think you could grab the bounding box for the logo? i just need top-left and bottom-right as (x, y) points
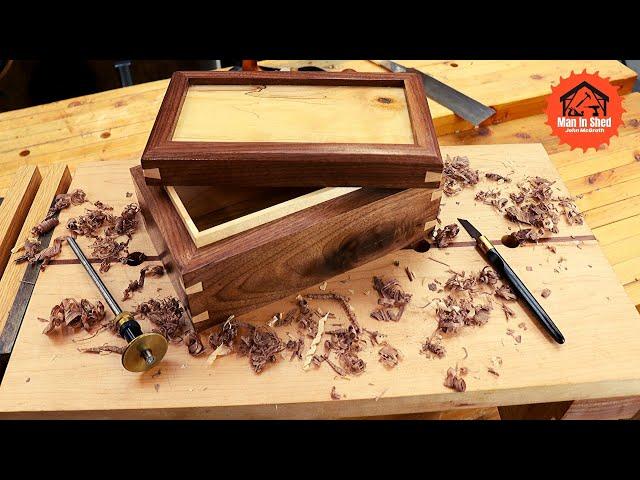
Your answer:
(546, 71), (624, 151)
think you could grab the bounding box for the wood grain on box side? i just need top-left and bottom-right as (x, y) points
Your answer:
(132, 166), (440, 331)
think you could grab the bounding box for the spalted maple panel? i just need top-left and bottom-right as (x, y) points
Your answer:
(172, 84), (415, 144)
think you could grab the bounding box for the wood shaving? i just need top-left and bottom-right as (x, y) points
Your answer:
(444, 367), (467, 392)
(303, 313), (328, 371)
(330, 386), (342, 400)
(30, 217), (59, 237)
(371, 276), (412, 322)
(421, 336), (446, 358)
(206, 343), (232, 366)
(431, 223), (460, 248)
(541, 288), (551, 298)
(122, 265), (164, 300)
(32, 236), (66, 270)
(319, 281), (328, 291)
(487, 367), (500, 377)
(378, 344), (402, 368)
(428, 282), (438, 291)
(40, 298), (106, 334)
(78, 344), (126, 355)
(135, 297), (205, 356)
(442, 155), (479, 196)
(475, 190), (508, 210)
(238, 325), (285, 374)
(485, 173), (512, 183)
(502, 303), (515, 320)
(405, 266), (415, 282)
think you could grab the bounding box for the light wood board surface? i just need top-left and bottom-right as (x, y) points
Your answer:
(439, 92), (640, 309)
(0, 144), (639, 419)
(173, 84), (414, 144)
(0, 165), (41, 279)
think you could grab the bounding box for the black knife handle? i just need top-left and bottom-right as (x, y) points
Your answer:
(486, 248), (565, 344)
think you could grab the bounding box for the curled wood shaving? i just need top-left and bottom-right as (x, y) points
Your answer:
(495, 284), (517, 301)
(303, 313), (328, 371)
(122, 265), (165, 300)
(444, 367), (467, 392)
(421, 336), (446, 359)
(238, 325), (285, 374)
(378, 344), (402, 368)
(30, 217), (59, 237)
(209, 316), (239, 350)
(67, 208), (112, 237)
(442, 156), (479, 196)
(46, 189), (87, 219)
(135, 297), (205, 356)
(431, 223), (460, 248)
(510, 228), (541, 245)
(41, 298), (106, 334)
(207, 343), (232, 366)
(371, 276), (412, 323)
(285, 337), (304, 361)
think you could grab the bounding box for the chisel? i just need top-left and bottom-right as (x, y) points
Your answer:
(66, 236), (168, 371)
(370, 60), (496, 126)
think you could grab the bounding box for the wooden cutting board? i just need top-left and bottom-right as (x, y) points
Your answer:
(0, 144), (639, 419)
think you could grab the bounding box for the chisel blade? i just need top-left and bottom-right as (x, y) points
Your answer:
(371, 60), (496, 126)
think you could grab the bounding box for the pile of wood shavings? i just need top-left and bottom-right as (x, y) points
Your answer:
(442, 157), (583, 245)
(135, 297), (205, 356)
(442, 156), (480, 196)
(122, 265), (164, 300)
(370, 276), (412, 322)
(39, 298), (106, 334)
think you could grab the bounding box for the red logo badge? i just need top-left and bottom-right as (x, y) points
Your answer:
(545, 71), (624, 151)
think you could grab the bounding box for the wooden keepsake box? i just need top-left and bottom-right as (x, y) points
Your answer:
(133, 70), (443, 331)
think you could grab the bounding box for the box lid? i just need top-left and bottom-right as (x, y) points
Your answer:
(141, 71), (442, 189)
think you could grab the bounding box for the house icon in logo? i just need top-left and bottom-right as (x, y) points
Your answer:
(560, 81), (609, 117)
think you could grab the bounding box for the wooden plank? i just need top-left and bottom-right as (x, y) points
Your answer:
(0, 165), (41, 279)
(0, 164), (71, 340)
(1, 145), (640, 419)
(262, 60), (637, 134)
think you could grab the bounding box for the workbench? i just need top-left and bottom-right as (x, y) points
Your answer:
(1, 60), (639, 419)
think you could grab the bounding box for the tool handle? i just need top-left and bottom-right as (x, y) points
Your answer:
(486, 248), (565, 344)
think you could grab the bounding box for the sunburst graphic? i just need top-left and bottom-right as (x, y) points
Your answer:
(545, 70), (624, 152)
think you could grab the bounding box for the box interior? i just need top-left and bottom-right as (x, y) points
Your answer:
(172, 84), (415, 144)
(166, 184), (359, 247)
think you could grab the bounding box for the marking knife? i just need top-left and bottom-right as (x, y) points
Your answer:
(458, 218), (565, 344)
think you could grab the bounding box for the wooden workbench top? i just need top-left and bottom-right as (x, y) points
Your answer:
(1, 144), (638, 419)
